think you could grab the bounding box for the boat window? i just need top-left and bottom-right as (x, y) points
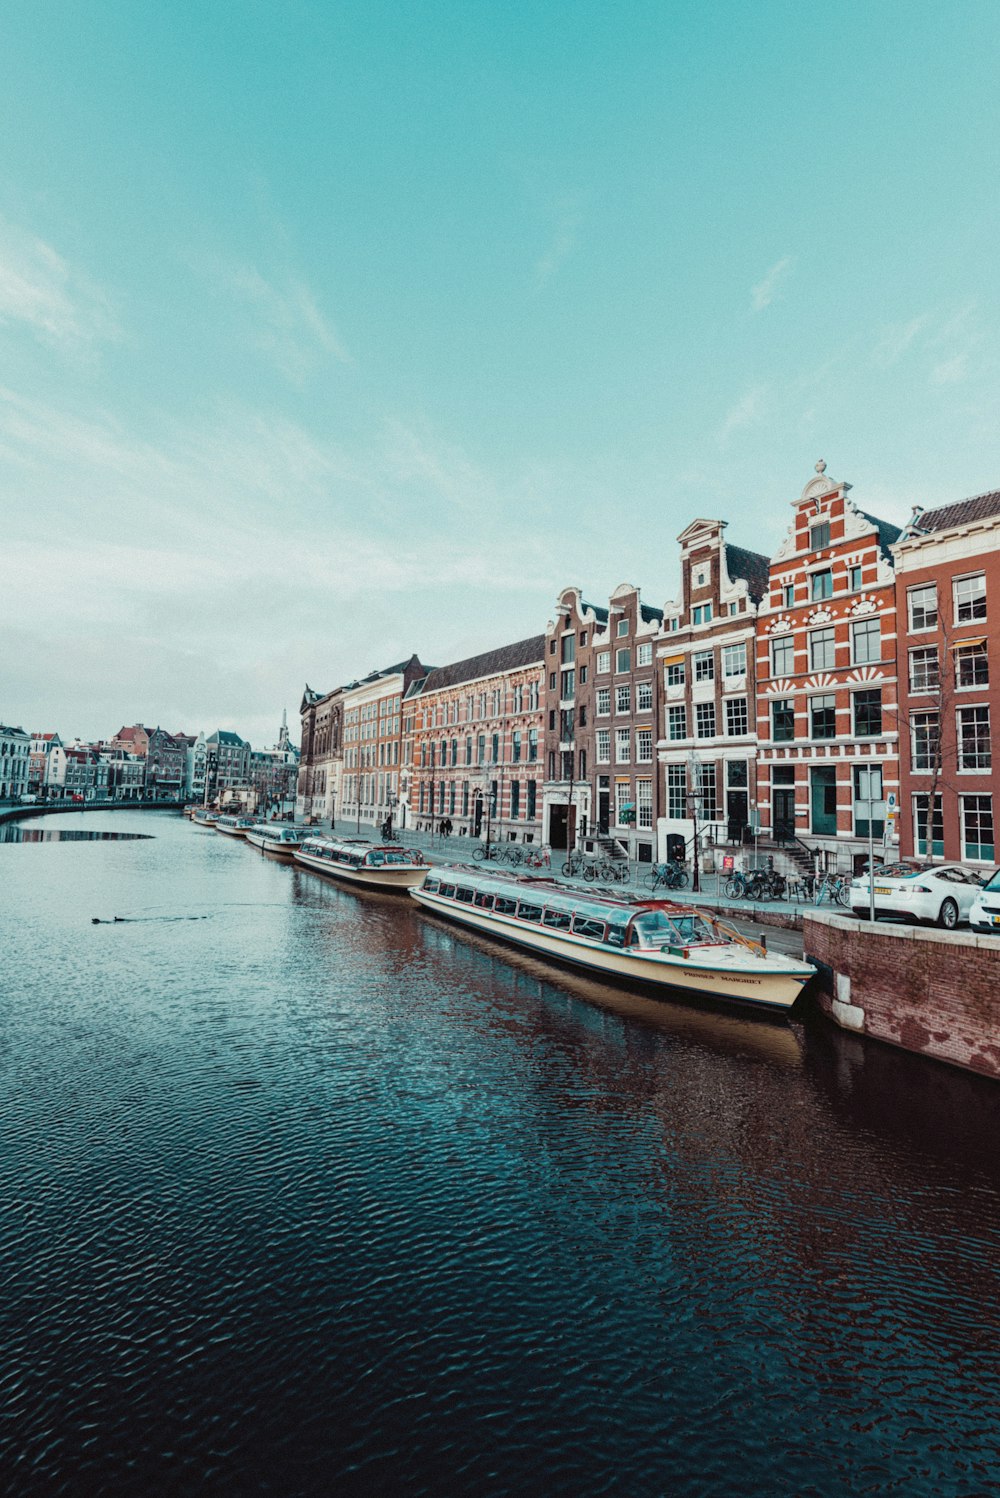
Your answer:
(572, 916), (606, 939)
(494, 896), (517, 914)
(516, 902), (543, 923)
(368, 852), (385, 866)
(425, 878), (440, 893)
(439, 883), (457, 899)
(386, 852), (406, 864)
(473, 893), (494, 909)
(542, 909), (571, 930)
(605, 923), (630, 947)
(455, 887), (475, 904)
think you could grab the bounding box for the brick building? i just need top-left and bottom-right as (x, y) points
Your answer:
(297, 685), (344, 823)
(341, 656), (426, 832)
(403, 637), (544, 842)
(657, 521), (769, 864)
(894, 488), (1000, 866)
(0, 724), (31, 801)
(755, 463), (902, 872)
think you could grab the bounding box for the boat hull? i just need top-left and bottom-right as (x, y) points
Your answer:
(409, 886), (811, 1011)
(214, 823), (250, 837)
(295, 849), (427, 891)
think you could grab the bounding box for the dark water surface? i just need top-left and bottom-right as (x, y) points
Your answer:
(2, 811), (998, 1497)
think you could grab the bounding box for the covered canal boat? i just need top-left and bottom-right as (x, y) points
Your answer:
(295, 837), (427, 891)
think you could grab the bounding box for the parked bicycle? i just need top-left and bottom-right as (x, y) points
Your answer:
(813, 872), (851, 908)
(561, 852), (588, 877)
(520, 847), (551, 870)
(723, 866), (785, 901)
(584, 858), (630, 884)
(643, 861), (690, 893)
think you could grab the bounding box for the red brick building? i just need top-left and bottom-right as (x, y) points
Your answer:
(755, 463), (902, 872)
(894, 489), (1000, 866)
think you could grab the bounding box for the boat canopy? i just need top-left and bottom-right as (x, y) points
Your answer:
(301, 837), (425, 868)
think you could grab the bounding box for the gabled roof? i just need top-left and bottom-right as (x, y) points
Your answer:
(725, 544), (770, 603)
(914, 489), (1000, 534)
(639, 602), (664, 623)
(410, 635), (545, 695)
(580, 600), (609, 624)
(857, 510), (904, 560)
(208, 730), (248, 747)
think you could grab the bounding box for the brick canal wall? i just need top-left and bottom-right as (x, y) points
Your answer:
(804, 911), (1000, 1080)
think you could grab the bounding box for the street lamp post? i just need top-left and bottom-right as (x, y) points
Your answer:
(687, 755), (702, 894)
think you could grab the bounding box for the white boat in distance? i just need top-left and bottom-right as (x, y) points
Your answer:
(214, 814), (257, 837)
(245, 824), (308, 858)
(295, 837), (427, 891)
(191, 809), (219, 825)
(410, 867), (815, 1012)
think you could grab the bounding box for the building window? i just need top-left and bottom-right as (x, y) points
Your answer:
(579, 665), (587, 685)
(810, 694), (836, 739)
(771, 635), (794, 676)
(722, 642), (746, 677)
(772, 699), (795, 741)
(907, 584), (937, 632)
(512, 730), (522, 762)
(528, 728), (538, 761)
(693, 651), (714, 682)
(954, 573), (986, 623)
(696, 702), (716, 738)
(667, 765), (687, 819)
(811, 569), (833, 601)
(665, 662), (685, 687)
(578, 705), (587, 728)
(692, 604), (713, 625)
(853, 765), (884, 838)
(913, 792), (944, 857)
(549, 672), (556, 691)
(810, 627), (836, 671)
(477, 735), (485, 764)
(961, 795), (994, 861)
(560, 669), (575, 700)
(636, 778), (653, 828)
(616, 684), (631, 714)
(909, 647), (939, 692)
(958, 705), (991, 769)
(725, 698), (748, 736)
(955, 642), (989, 688)
(561, 633), (575, 663)
(810, 521), (830, 549)
(597, 687), (611, 715)
(636, 681), (653, 713)
(853, 689), (883, 737)
(849, 565), (863, 591)
(911, 711), (939, 771)
(616, 618), (629, 637)
(491, 733), (500, 762)
(510, 781), (520, 819)
(668, 705), (687, 741)
(527, 781), (536, 820)
(596, 730), (610, 764)
(850, 617), (880, 666)
(579, 631), (587, 648)
(449, 781), (456, 814)
(783, 583), (795, 608)
(615, 781), (633, 827)
(597, 651), (611, 674)
(636, 728), (653, 762)
(637, 643), (653, 667)
(694, 762), (718, 821)
(615, 728), (630, 763)
(616, 648), (631, 673)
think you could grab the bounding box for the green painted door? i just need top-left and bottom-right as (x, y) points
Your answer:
(811, 767), (838, 836)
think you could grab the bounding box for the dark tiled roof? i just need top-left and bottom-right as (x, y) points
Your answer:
(580, 600), (610, 623)
(639, 602), (664, 623)
(915, 489), (1000, 534)
(725, 544), (771, 603)
(412, 635), (545, 695)
(208, 730), (248, 747)
(857, 510), (904, 561)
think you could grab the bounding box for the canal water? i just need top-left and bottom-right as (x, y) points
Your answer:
(2, 810), (998, 1497)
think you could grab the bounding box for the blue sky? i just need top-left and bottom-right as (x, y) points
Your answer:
(2, 0), (999, 744)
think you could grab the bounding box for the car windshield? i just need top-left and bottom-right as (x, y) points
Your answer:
(874, 862), (933, 880)
(981, 870), (1000, 892)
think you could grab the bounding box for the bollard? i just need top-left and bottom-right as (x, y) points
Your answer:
(759, 932), (767, 953)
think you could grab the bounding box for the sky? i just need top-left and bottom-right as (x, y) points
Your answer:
(2, 0), (1000, 745)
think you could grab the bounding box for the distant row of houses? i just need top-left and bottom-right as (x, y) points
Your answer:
(298, 463), (1000, 873)
(0, 717), (298, 811)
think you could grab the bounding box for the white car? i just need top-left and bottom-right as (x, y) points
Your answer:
(968, 869), (1000, 934)
(849, 862), (987, 929)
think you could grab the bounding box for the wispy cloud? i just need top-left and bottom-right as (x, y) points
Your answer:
(930, 353), (968, 385)
(193, 254), (350, 380)
(872, 315), (929, 368)
(0, 218), (119, 348)
(535, 192), (589, 288)
(718, 386), (767, 446)
(750, 256), (794, 312)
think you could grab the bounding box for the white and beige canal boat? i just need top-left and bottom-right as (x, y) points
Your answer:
(191, 809), (220, 826)
(214, 814), (257, 837)
(295, 837), (428, 891)
(410, 868), (815, 1012)
(245, 823), (308, 859)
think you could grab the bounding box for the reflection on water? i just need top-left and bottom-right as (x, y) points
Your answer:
(1, 809), (998, 1498)
(0, 824), (153, 841)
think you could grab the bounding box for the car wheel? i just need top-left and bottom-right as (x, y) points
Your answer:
(938, 897), (959, 930)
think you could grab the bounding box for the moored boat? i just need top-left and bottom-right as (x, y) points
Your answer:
(245, 823), (308, 858)
(410, 868), (815, 1012)
(214, 814), (258, 837)
(295, 837), (427, 890)
(191, 809), (220, 825)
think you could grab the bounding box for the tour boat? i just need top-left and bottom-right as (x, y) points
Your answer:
(410, 868), (815, 1012)
(214, 814), (257, 837)
(191, 809), (219, 825)
(295, 837), (427, 890)
(244, 824), (308, 859)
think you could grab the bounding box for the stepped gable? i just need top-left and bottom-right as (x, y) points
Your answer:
(414, 635), (545, 695)
(724, 543), (770, 603)
(916, 488), (1000, 533)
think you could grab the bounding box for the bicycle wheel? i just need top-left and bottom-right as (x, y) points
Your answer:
(473, 846), (487, 861)
(836, 883), (851, 908)
(724, 877), (743, 899)
(561, 861), (575, 877)
(673, 869), (690, 890)
(643, 872), (661, 892)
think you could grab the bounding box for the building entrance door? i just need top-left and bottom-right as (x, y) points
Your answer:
(810, 767), (838, 836)
(597, 778), (610, 835)
(726, 789), (749, 842)
(772, 788), (796, 843)
(473, 794), (483, 837)
(549, 804), (577, 851)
